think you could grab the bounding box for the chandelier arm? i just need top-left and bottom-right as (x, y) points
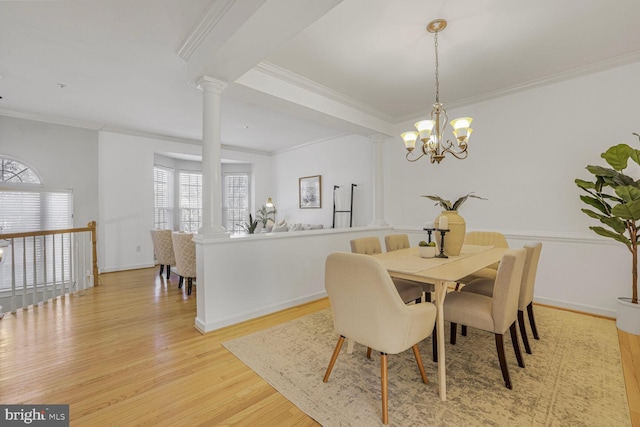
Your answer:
(440, 139), (469, 159)
(406, 151), (426, 162)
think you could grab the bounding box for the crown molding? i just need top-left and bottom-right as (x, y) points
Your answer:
(398, 50), (640, 123)
(176, 0), (239, 61)
(254, 61), (395, 123)
(0, 108), (104, 130)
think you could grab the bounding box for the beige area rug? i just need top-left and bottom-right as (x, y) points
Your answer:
(223, 305), (631, 426)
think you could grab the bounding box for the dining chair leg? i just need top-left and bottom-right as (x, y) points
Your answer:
(159, 264), (164, 276)
(495, 333), (512, 389)
(178, 276), (183, 289)
(187, 278), (193, 295)
(461, 325), (467, 336)
(323, 335), (345, 382)
(412, 344), (428, 384)
(518, 310), (532, 354)
(166, 265), (171, 280)
(367, 347), (372, 359)
(432, 326), (438, 363)
(510, 322), (525, 368)
(527, 303), (540, 340)
(381, 353), (389, 425)
(450, 322), (457, 345)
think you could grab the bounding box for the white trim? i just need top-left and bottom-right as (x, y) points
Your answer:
(195, 290), (327, 334)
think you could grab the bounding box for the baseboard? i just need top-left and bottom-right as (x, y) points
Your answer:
(195, 291), (328, 334)
(534, 296), (616, 319)
(99, 263), (155, 273)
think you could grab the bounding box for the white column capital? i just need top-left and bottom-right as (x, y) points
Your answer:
(368, 133), (388, 143)
(195, 76), (228, 94)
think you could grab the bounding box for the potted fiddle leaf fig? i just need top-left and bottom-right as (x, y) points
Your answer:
(575, 133), (640, 335)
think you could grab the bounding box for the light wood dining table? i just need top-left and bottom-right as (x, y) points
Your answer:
(373, 244), (509, 401)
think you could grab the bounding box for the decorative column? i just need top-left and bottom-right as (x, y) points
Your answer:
(369, 134), (388, 226)
(197, 76), (228, 237)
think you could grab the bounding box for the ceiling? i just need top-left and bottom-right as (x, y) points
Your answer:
(1, 0), (639, 154)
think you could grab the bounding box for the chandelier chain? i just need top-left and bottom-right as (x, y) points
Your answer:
(434, 31), (440, 103)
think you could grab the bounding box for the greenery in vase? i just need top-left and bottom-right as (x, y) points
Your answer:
(419, 240), (436, 247)
(241, 214), (259, 234)
(575, 133), (640, 304)
(256, 205), (277, 227)
(421, 192), (487, 211)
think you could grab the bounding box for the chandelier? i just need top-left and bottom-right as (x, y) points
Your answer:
(401, 19), (473, 164)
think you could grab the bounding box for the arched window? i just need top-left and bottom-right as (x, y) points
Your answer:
(0, 158), (41, 184)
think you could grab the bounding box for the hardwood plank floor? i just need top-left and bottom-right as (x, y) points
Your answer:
(0, 267), (638, 426)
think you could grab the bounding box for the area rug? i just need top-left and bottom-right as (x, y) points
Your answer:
(223, 305), (631, 426)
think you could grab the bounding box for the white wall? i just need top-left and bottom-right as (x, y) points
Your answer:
(385, 60), (640, 316)
(98, 130), (273, 272)
(0, 116), (99, 227)
(271, 134), (374, 228)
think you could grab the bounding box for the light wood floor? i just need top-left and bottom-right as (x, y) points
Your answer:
(0, 267), (638, 426)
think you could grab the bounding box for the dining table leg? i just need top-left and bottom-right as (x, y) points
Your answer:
(434, 279), (447, 401)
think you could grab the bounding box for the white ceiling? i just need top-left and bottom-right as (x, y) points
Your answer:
(1, 0), (639, 154)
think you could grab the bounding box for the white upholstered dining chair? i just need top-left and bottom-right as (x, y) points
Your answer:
(456, 231), (509, 286)
(350, 237), (423, 304)
(441, 248), (527, 389)
(323, 252), (437, 425)
(150, 229), (175, 280)
(460, 242), (543, 354)
(384, 234), (435, 302)
(171, 232), (196, 295)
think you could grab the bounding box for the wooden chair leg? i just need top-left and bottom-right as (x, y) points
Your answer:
(527, 303), (540, 340)
(510, 322), (525, 368)
(187, 278), (193, 295)
(454, 282), (460, 290)
(412, 344), (428, 384)
(381, 353), (389, 425)
(159, 264), (164, 276)
(461, 325), (467, 336)
(166, 265), (171, 280)
(323, 336), (345, 382)
(178, 276), (183, 289)
(518, 310), (532, 354)
(450, 322), (457, 345)
(495, 333), (512, 389)
(366, 347), (373, 359)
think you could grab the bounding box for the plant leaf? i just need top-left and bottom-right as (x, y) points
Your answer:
(602, 144), (633, 171)
(579, 195), (610, 215)
(575, 179), (596, 191)
(589, 226), (631, 247)
(612, 200), (640, 221)
(615, 185), (640, 203)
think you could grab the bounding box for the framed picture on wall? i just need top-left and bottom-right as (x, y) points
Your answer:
(299, 175), (322, 209)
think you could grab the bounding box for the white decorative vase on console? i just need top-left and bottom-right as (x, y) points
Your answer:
(434, 211), (465, 256)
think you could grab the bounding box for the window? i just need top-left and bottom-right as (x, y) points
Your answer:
(153, 166), (173, 229)
(179, 171), (202, 233)
(223, 173), (249, 235)
(0, 157), (73, 291)
(0, 158), (41, 184)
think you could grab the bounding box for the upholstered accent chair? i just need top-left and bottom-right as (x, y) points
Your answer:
(440, 248), (527, 389)
(350, 237), (423, 304)
(171, 232), (196, 295)
(384, 234), (435, 302)
(323, 252), (437, 424)
(460, 242), (543, 354)
(149, 229), (175, 280)
(456, 231), (509, 287)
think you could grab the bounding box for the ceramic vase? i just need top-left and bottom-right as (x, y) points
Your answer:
(434, 210), (466, 256)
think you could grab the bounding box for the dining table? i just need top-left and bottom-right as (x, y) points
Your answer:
(373, 244), (509, 401)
